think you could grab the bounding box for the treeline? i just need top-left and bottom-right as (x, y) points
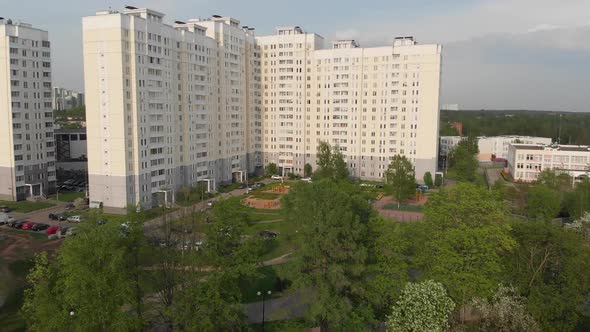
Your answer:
(440, 110), (590, 145)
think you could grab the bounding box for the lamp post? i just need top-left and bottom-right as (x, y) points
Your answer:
(257, 290), (271, 331)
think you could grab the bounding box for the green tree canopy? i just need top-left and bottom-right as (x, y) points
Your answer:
(313, 141), (349, 181)
(265, 162), (278, 176)
(283, 180), (376, 330)
(384, 155), (416, 208)
(304, 163), (313, 177)
(526, 184), (560, 221)
(507, 219), (590, 331)
(423, 171), (434, 188)
(420, 183), (515, 313)
(448, 137), (479, 182)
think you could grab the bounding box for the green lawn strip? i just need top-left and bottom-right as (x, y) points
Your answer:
(249, 319), (309, 331)
(246, 220), (299, 261)
(0, 201), (55, 213)
(249, 192), (282, 200)
(0, 258), (34, 332)
(382, 203), (424, 212)
(49, 191), (85, 202)
(218, 183), (242, 193)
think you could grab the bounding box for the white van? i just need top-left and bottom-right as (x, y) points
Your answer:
(67, 215), (81, 223)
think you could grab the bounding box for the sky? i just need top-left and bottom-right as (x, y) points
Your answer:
(4, 0), (589, 111)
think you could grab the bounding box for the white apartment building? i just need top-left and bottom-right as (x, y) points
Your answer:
(0, 19), (56, 201)
(440, 135), (553, 161)
(84, 7), (442, 212)
(83, 8), (260, 213)
(257, 31), (442, 181)
(507, 144), (590, 182)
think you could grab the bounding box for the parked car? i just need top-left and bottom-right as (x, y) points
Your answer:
(45, 225), (59, 235)
(49, 213), (59, 220)
(207, 201), (213, 207)
(31, 223), (50, 231)
(8, 220), (24, 228)
(418, 184), (429, 191)
(271, 175), (283, 180)
(375, 184), (385, 189)
(67, 215), (81, 223)
(301, 177), (312, 183)
(64, 203), (75, 210)
(238, 183), (248, 189)
(0, 213), (14, 225)
(254, 182), (266, 188)
(21, 221), (35, 230)
(0, 206), (12, 213)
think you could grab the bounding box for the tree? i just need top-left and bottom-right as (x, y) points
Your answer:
(304, 163), (313, 178)
(171, 198), (260, 330)
(265, 162), (278, 176)
(471, 284), (540, 332)
(423, 171), (434, 188)
(507, 219), (590, 331)
(434, 173), (443, 187)
(566, 212), (590, 243)
(23, 221), (144, 331)
(283, 180), (376, 330)
(419, 183), (515, 319)
(385, 280), (455, 332)
(384, 155), (416, 208)
(313, 141), (349, 181)
(526, 185), (560, 221)
(448, 137), (479, 182)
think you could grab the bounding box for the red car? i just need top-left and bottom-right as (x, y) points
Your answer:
(45, 225), (59, 235)
(21, 221), (35, 230)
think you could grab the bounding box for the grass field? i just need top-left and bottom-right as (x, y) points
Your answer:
(49, 191), (85, 202)
(0, 201), (55, 213)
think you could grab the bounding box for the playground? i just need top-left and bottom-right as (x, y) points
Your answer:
(242, 184), (290, 210)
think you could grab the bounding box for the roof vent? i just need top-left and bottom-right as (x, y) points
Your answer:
(212, 15), (221, 18)
(125, 5), (138, 10)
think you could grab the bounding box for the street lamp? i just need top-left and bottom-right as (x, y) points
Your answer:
(257, 290), (272, 331)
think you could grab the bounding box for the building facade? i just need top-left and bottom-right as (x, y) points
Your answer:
(83, 8), (260, 212)
(440, 135), (553, 161)
(52, 86), (84, 110)
(257, 30), (442, 181)
(83, 7), (442, 212)
(0, 19), (56, 201)
(507, 144), (590, 182)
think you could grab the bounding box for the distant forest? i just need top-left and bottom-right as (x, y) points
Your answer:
(440, 110), (590, 145)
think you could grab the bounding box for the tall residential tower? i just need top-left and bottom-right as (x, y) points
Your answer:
(83, 8), (260, 213)
(83, 7), (442, 212)
(0, 19), (56, 201)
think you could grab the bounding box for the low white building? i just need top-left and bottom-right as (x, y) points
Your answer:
(440, 135), (552, 161)
(507, 144), (590, 182)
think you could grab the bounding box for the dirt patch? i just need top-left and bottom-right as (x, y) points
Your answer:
(0, 229), (63, 264)
(242, 197), (281, 210)
(265, 184), (290, 195)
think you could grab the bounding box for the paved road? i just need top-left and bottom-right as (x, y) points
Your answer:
(8, 200), (81, 227)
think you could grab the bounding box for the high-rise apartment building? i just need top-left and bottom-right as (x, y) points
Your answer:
(83, 8), (260, 213)
(52, 86), (85, 110)
(0, 18), (56, 201)
(257, 30), (442, 180)
(83, 7), (441, 212)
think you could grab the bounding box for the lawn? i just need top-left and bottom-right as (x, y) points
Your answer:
(383, 203), (424, 212)
(50, 191), (85, 202)
(249, 192), (282, 200)
(0, 200), (55, 213)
